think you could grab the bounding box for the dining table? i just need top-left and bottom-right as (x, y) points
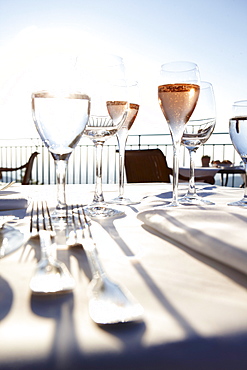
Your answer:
(179, 166), (220, 179)
(179, 165), (245, 186)
(217, 166), (245, 186)
(0, 182), (247, 370)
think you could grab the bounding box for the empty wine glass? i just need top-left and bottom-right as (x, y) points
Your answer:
(108, 81), (140, 205)
(32, 91), (90, 219)
(158, 61), (200, 207)
(228, 100), (247, 206)
(31, 56), (90, 221)
(179, 81), (216, 205)
(77, 53), (129, 218)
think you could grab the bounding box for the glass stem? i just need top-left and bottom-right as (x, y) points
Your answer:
(117, 129), (128, 199)
(244, 162), (247, 199)
(55, 159), (68, 211)
(187, 149), (197, 196)
(172, 141), (181, 205)
(93, 142), (104, 203)
(40, 230), (53, 260)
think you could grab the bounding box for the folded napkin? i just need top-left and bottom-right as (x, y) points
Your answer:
(0, 224), (25, 258)
(137, 207), (247, 275)
(0, 191), (29, 210)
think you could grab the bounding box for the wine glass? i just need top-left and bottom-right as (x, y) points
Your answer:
(179, 81), (216, 205)
(31, 90), (90, 220)
(108, 81), (140, 205)
(78, 53), (129, 218)
(158, 61), (200, 207)
(228, 100), (247, 206)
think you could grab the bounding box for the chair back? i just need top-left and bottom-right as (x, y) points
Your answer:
(0, 152), (39, 185)
(125, 149), (172, 183)
(22, 152), (39, 185)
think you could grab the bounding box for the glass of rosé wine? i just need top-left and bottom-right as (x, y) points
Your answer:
(158, 61), (200, 207)
(108, 81), (140, 205)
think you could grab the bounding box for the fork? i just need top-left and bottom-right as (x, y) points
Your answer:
(73, 205), (144, 325)
(29, 201), (75, 294)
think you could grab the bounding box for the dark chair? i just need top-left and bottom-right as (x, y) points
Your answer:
(0, 152), (39, 185)
(125, 149), (172, 183)
(124, 149), (215, 184)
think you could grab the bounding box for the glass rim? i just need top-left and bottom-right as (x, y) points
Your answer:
(31, 90), (90, 98)
(187, 118), (216, 125)
(200, 81), (213, 88)
(160, 61), (199, 72)
(233, 100), (247, 107)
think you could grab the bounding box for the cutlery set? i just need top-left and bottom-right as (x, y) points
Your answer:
(29, 201), (75, 294)
(29, 201), (144, 325)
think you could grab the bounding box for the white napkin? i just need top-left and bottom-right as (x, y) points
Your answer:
(137, 207), (247, 275)
(0, 191), (29, 210)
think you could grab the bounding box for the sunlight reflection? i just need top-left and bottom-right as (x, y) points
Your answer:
(0, 321), (54, 358)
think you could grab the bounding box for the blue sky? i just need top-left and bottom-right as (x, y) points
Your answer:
(0, 0), (247, 138)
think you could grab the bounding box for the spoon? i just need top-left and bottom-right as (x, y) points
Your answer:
(74, 206), (144, 324)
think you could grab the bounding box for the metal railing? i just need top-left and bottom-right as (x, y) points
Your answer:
(0, 133), (242, 187)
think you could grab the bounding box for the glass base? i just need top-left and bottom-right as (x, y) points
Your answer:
(107, 197), (140, 206)
(179, 194), (215, 206)
(51, 207), (71, 220)
(50, 206), (77, 231)
(228, 198), (247, 207)
(84, 204), (125, 219)
(162, 200), (181, 208)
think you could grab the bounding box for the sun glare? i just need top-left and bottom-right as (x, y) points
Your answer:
(0, 26), (111, 97)
(0, 27), (110, 138)
(0, 26), (159, 138)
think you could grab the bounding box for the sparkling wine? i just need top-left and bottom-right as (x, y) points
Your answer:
(158, 83), (200, 136)
(106, 100), (128, 124)
(121, 103), (139, 130)
(32, 91), (90, 159)
(182, 118), (216, 150)
(229, 116), (247, 161)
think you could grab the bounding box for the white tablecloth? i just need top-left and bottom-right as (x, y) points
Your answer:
(0, 183), (247, 370)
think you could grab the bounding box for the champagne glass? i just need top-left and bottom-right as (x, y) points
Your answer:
(108, 81), (140, 205)
(179, 81), (216, 205)
(158, 61), (200, 207)
(228, 100), (247, 206)
(32, 91), (90, 219)
(78, 53), (129, 218)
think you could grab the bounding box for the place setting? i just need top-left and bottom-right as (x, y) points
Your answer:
(25, 199), (144, 325)
(0, 189), (145, 326)
(0, 52), (145, 327)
